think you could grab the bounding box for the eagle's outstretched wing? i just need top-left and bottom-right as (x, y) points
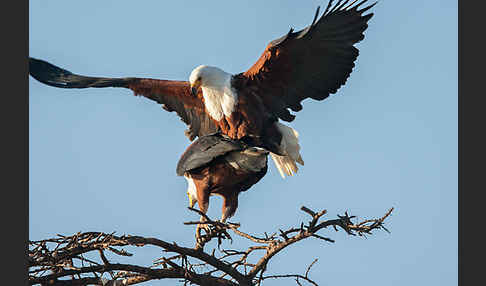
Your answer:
(29, 57), (219, 140)
(239, 0), (376, 122)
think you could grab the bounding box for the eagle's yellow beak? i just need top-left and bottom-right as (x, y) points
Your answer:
(190, 79), (201, 96)
(187, 192), (196, 208)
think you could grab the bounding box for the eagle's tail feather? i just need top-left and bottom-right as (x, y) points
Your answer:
(271, 122), (304, 178)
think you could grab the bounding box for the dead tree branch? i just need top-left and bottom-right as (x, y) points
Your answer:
(29, 206), (394, 286)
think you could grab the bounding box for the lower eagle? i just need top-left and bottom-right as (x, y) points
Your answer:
(177, 133), (268, 223)
(29, 0), (376, 222)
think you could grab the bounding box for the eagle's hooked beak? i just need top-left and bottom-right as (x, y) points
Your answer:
(187, 192), (196, 208)
(190, 79), (201, 97)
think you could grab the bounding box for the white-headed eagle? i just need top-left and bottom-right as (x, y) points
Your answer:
(29, 0), (376, 222)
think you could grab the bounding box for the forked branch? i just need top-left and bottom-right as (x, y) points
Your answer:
(29, 206), (393, 286)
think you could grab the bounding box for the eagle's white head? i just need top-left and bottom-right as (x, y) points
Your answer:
(188, 65), (238, 121)
(185, 175), (198, 208)
(189, 65), (231, 96)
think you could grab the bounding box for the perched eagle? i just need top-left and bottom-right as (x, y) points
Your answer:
(29, 0), (375, 221)
(177, 133), (268, 223)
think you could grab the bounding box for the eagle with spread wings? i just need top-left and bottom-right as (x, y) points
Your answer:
(30, 0), (376, 222)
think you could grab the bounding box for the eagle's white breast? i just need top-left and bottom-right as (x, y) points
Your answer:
(201, 75), (238, 121)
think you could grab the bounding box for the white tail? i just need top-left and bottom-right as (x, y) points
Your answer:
(271, 122), (304, 178)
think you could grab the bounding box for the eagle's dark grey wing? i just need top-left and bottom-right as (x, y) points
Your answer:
(223, 147), (269, 173)
(176, 133), (245, 176)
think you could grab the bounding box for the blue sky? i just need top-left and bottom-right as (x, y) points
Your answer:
(29, 1), (457, 285)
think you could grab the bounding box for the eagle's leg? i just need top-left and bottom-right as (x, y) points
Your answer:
(196, 190), (211, 235)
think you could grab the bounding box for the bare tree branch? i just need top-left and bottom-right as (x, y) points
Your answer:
(29, 206), (394, 286)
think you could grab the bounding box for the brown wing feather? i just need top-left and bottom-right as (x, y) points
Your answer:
(126, 79), (219, 140)
(239, 0), (376, 122)
(29, 57), (219, 140)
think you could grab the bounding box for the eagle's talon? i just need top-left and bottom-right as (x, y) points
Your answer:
(202, 223), (212, 234)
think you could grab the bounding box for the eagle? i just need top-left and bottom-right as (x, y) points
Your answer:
(177, 133), (268, 223)
(29, 0), (375, 222)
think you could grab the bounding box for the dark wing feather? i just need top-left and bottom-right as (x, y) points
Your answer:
(176, 134), (245, 176)
(29, 57), (219, 140)
(224, 148), (269, 173)
(239, 0), (376, 122)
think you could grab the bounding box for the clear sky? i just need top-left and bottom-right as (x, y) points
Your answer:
(29, 1), (457, 285)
